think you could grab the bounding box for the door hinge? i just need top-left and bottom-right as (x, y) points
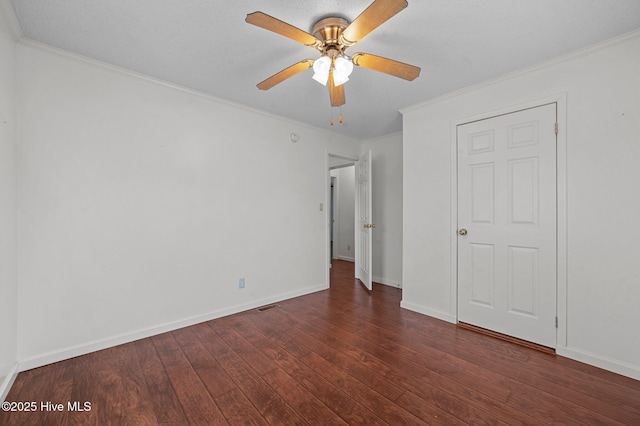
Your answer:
(554, 123), (558, 135)
(555, 316), (558, 328)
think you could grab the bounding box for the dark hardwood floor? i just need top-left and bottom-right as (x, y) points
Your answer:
(2, 260), (639, 425)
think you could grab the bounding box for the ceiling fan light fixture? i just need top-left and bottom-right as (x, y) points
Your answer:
(333, 56), (354, 86)
(247, 1), (420, 108)
(312, 56), (331, 86)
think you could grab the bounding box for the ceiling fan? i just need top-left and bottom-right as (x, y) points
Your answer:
(245, 0), (421, 108)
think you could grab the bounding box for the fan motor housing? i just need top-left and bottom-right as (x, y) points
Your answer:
(312, 17), (349, 56)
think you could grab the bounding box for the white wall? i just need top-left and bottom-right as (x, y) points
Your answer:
(0, 7), (18, 400)
(362, 133), (403, 287)
(15, 42), (358, 369)
(331, 166), (355, 262)
(402, 30), (640, 379)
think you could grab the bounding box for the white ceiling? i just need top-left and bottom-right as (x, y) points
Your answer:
(7, 0), (640, 140)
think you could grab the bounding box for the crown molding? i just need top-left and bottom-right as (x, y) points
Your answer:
(19, 38), (361, 144)
(0, 0), (23, 41)
(400, 27), (640, 114)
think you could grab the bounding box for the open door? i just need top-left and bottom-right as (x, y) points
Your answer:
(355, 150), (373, 290)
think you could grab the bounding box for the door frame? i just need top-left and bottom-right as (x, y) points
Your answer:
(326, 151), (358, 287)
(449, 93), (568, 347)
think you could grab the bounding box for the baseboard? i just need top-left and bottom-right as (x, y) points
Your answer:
(337, 255), (355, 262)
(400, 301), (457, 324)
(331, 261), (401, 288)
(373, 275), (401, 288)
(0, 363), (19, 402)
(18, 284), (327, 372)
(556, 346), (640, 381)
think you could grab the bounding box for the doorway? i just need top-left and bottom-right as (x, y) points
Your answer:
(327, 153), (357, 287)
(329, 165), (355, 264)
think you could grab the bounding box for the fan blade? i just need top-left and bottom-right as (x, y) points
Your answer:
(352, 52), (420, 81)
(257, 60), (314, 90)
(246, 12), (322, 48)
(339, 0), (408, 46)
(328, 70), (345, 107)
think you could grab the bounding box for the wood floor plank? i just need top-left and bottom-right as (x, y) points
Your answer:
(296, 306), (510, 419)
(171, 327), (236, 398)
(152, 333), (227, 425)
(0, 363), (74, 426)
(262, 367), (349, 425)
(284, 324), (407, 401)
(393, 390), (473, 426)
(151, 333), (192, 373)
(207, 338), (307, 425)
(301, 351), (432, 426)
(517, 352), (640, 413)
(74, 343), (159, 426)
(172, 326), (220, 371)
(3, 260), (639, 425)
(248, 311), (313, 358)
(377, 365), (507, 425)
(236, 321), (384, 424)
(190, 322), (232, 358)
(66, 353), (101, 426)
(162, 366), (227, 426)
(214, 388), (268, 426)
(505, 382), (628, 425)
(515, 368), (640, 424)
(528, 347), (640, 391)
(222, 313), (379, 424)
(250, 336), (386, 425)
(133, 339), (189, 425)
(208, 322), (278, 376)
(293, 302), (514, 404)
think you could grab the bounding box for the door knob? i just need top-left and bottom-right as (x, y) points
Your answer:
(458, 228), (468, 236)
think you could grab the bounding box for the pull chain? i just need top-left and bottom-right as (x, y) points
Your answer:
(330, 107), (344, 126)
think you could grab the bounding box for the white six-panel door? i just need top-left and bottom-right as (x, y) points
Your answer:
(457, 103), (557, 348)
(355, 150), (372, 291)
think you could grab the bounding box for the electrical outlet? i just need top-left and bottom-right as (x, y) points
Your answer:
(238, 278), (245, 289)
(347, 245), (351, 251)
